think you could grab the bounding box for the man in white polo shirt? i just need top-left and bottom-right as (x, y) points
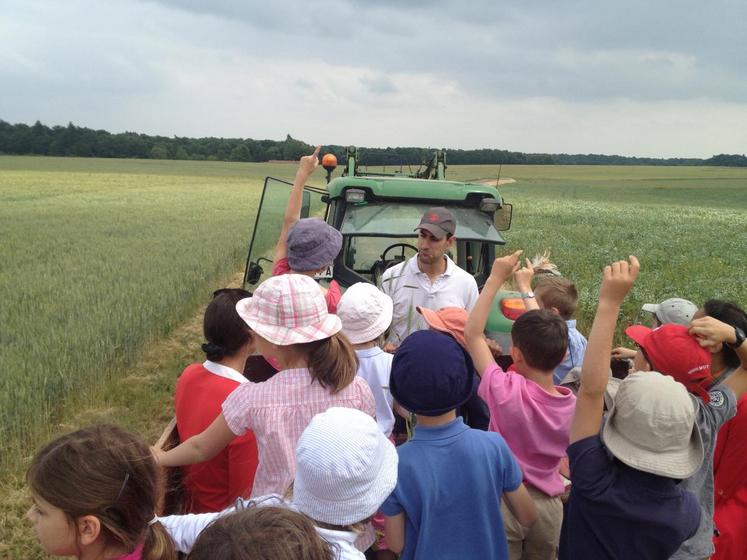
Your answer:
(381, 207), (479, 349)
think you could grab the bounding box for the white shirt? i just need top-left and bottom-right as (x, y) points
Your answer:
(380, 255), (478, 345)
(355, 347), (395, 436)
(159, 495), (372, 557)
(202, 360), (247, 384)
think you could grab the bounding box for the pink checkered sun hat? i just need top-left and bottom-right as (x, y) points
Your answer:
(235, 274), (342, 346)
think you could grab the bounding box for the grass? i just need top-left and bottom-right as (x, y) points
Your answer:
(1, 156), (746, 556)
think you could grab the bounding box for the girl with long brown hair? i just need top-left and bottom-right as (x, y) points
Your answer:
(26, 424), (176, 560)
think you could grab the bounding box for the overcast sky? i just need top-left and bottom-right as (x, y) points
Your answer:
(2, 0), (746, 157)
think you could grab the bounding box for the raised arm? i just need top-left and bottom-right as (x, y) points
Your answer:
(514, 258), (539, 311)
(570, 256), (639, 444)
(690, 316), (747, 400)
(273, 146), (321, 262)
(465, 250), (522, 376)
(154, 413), (237, 468)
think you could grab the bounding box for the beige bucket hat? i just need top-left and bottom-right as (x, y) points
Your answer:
(602, 371), (704, 479)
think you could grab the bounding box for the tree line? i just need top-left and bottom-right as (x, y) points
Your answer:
(1, 120), (745, 167)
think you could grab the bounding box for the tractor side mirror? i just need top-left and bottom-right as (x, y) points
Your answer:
(245, 261), (264, 285)
(494, 203), (513, 231)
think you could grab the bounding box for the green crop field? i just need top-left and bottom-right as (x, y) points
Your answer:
(1, 156), (746, 556)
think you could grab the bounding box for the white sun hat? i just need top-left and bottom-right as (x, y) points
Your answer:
(235, 274), (341, 346)
(602, 371), (704, 479)
(293, 407), (398, 526)
(336, 283), (393, 345)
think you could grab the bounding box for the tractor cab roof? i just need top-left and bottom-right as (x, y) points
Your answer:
(326, 175), (502, 205)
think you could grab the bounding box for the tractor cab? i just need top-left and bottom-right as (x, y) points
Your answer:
(243, 147), (523, 352)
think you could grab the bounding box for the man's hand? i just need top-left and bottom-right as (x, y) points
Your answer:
(490, 250), (523, 283)
(383, 342), (398, 354)
(598, 256), (640, 305)
(689, 316), (737, 352)
(297, 145), (321, 177)
(514, 258), (535, 292)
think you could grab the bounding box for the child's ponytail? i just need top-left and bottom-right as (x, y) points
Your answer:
(303, 333), (358, 394)
(143, 521), (177, 560)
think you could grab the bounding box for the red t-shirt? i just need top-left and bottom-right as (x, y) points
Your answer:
(271, 257), (341, 313)
(713, 394), (747, 560)
(174, 362), (259, 513)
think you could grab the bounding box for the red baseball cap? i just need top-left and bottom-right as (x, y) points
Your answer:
(625, 323), (714, 402)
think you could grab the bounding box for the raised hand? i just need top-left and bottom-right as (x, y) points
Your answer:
(298, 145), (321, 176)
(490, 250), (523, 282)
(598, 256), (640, 305)
(514, 258), (535, 292)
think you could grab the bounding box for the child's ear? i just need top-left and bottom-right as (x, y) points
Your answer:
(510, 345), (523, 366)
(76, 515), (102, 546)
(550, 307), (561, 316)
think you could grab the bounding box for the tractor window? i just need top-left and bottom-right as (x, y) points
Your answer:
(340, 201), (505, 243)
(243, 177), (327, 287)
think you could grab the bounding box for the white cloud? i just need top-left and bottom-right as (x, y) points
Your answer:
(1, 0), (746, 157)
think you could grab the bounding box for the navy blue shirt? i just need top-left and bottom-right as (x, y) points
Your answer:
(559, 435), (701, 560)
(381, 417), (522, 560)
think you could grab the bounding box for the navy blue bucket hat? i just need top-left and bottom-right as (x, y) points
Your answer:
(390, 330), (479, 416)
(287, 218), (343, 272)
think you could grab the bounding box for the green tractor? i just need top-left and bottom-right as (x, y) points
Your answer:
(242, 147), (526, 361)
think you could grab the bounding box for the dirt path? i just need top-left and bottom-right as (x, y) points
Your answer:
(476, 178), (517, 186)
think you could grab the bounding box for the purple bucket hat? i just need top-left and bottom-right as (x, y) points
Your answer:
(287, 218), (343, 272)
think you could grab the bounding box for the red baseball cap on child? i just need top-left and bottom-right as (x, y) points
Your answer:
(625, 323), (714, 402)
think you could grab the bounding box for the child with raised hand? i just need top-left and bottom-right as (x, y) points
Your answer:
(515, 260), (587, 385)
(26, 425), (177, 560)
(154, 274), (375, 499)
(336, 282), (395, 436)
(381, 330), (537, 560)
(160, 407), (399, 560)
(174, 288), (258, 513)
(272, 145), (343, 312)
(559, 256), (704, 560)
(465, 250), (576, 560)
(187, 506), (334, 560)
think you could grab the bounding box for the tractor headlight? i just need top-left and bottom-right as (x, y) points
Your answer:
(479, 198), (500, 213)
(345, 189), (366, 203)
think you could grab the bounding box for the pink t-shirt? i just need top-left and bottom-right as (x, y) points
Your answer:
(222, 368), (376, 497)
(478, 362), (576, 497)
(271, 257), (341, 313)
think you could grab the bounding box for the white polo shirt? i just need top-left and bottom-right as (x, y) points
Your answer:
(380, 255), (478, 346)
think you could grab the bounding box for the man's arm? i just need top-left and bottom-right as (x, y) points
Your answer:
(514, 258), (539, 311)
(465, 250), (522, 376)
(690, 316), (747, 400)
(273, 146), (320, 263)
(570, 256), (639, 444)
